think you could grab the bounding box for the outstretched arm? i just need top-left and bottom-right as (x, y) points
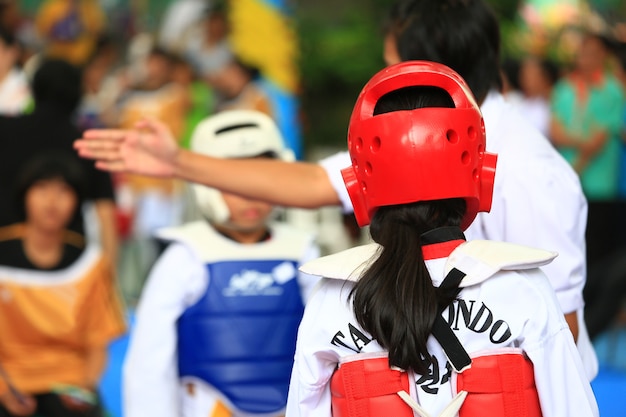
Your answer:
(75, 118), (342, 208)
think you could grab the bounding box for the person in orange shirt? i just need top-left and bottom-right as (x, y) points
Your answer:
(35, 0), (105, 67)
(0, 152), (126, 417)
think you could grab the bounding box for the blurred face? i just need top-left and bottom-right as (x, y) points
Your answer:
(576, 37), (607, 75)
(25, 178), (77, 233)
(519, 58), (545, 97)
(220, 191), (273, 233)
(205, 13), (229, 42)
(144, 54), (172, 89)
(208, 62), (247, 98)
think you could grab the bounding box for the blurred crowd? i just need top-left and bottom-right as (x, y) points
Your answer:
(502, 33), (626, 258)
(0, 0), (304, 304)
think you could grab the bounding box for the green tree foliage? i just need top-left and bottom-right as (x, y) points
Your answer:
(297, 0), (387, 151)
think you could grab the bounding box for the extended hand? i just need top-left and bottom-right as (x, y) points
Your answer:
(74, 117), (180, 177)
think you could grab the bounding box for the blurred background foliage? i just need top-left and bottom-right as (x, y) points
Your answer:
(18, 0), (626, 153)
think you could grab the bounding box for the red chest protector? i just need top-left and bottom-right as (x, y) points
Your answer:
(330, 350), (542, 417)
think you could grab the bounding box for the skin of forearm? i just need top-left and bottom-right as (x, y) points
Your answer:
(564, 311), (579, 342)
(173, 149), (342, 208)
(581, 130), (608, 158)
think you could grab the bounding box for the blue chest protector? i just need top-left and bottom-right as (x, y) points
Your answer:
(177, 258), (305, 414)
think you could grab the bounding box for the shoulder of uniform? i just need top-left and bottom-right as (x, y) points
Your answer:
(268, 222), (316, 242)
(0, 224), (25, 242)
(155, 220), (210, 243)
(448, 240), (557, 288)
(298, 243), (379, 281)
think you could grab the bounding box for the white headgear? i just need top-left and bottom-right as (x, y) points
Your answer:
(189, 110), (294, 223)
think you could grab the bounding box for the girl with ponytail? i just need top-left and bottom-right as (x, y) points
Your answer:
(286, 61), (598, 417)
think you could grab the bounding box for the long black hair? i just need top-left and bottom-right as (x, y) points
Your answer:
(350, 85), (466, 374)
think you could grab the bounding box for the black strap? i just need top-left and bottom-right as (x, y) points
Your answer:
(431, 267), (472, 372)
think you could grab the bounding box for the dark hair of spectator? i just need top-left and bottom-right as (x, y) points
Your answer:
(14, 152), (86, 221)
(0, 24), (16, 47)
(387, 0), (502, 104)
(32, 59), (83, 114)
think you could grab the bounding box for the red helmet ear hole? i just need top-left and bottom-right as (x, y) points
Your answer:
(446, 129), (459, 144)
(364, 161), (373, 176)
(468, 126), (477, 140)
(461, 151), (470, 165)
(371, 136), (381, 152)
(356, 137), (364, 152)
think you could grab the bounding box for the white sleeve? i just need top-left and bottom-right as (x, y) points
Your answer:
(469, 149), (587, 315)
(297, 241), (322, 303)
(519, 270), (598, 417)
(318, 151), (353, 213)
(286, 280), (342, 417)
(123, 243), (208, 417)
(526, 329), (599, 417)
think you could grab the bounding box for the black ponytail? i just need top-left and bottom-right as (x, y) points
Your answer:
(350, 199), (465, 374)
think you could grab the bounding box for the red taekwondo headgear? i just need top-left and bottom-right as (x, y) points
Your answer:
(341, 61), (497, 230)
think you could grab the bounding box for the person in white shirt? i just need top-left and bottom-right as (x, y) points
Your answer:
(122, 111), (320, 417)
(287, 60), (597, 417)
(0, 26), (30, 115)
(75, 0), (596, 379)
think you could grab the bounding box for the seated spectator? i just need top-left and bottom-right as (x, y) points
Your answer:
(0, 152), (126, 417)
(0, 58), (118, 266)
(180, 1), (232, 80)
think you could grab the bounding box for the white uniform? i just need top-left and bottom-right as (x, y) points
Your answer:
(286, 238), (599, 417)
(319, 91), (596, 379)
(123, 221), (320, 417)
(0, 69), (30, 116)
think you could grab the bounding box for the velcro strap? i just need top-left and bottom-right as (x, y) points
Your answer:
(432, 268), (471, 372)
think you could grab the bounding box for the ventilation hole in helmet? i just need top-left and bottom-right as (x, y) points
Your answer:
(468, 126), (477, 140)
(478, 143), (484, 154)
(352, 158), (359, 171)
(481, 118), (485, 131)
(473, 168), (479, 181)
(361, 181), (367, 193)
(356, 137), (363, 152)
(446, 129), (459, 144)
(371, 136), (381, 152)
(461, 150), (470, 165)
(364, 161), (373, 176)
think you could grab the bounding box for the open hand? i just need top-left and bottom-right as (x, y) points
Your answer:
(74, 117), (180, 177)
